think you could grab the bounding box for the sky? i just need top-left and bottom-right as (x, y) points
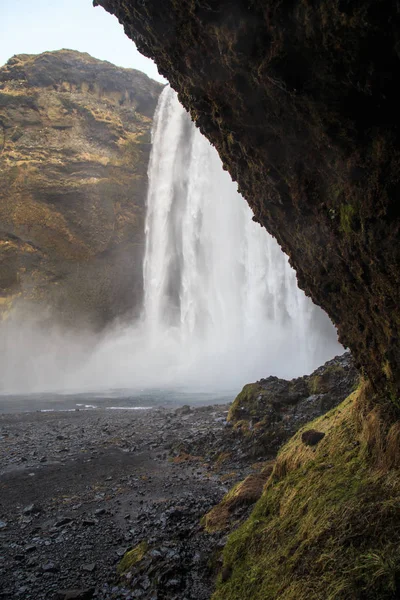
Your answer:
(0, 0), (166, 82)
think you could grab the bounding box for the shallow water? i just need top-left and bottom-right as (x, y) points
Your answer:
(0, 388), (235, 414)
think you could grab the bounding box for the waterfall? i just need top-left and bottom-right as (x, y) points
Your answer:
(134, 86), (342, 388)
(0, 86), (342, 395)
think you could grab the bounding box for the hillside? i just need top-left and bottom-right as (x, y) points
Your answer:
(0, 49), (162, 328)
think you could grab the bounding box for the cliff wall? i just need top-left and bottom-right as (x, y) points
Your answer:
(95, 0), (400, 398)
(0, 49), (162, 328)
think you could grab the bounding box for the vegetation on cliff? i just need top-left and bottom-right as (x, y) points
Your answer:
(0, 49), (162, 328)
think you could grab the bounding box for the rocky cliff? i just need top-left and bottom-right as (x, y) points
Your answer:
(0, 50), (162, 328)
(94, 0), (400, 399)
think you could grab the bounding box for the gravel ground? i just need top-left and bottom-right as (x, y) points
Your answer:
(0, 404), (249, 600)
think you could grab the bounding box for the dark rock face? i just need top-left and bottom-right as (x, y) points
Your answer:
(301, 429), (325, 446)
(95, 0), (400, 396)
(0, 50), (162, 328)
(225, 353), (358, 457)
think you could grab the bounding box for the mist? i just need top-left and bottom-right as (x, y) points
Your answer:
(0, 87), (343, 397)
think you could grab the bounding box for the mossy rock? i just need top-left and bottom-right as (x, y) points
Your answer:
(117, 541), (148, 574)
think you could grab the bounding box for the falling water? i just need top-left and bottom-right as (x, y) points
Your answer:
(135, 86), (342, 388)
(0, 86), (342, 395)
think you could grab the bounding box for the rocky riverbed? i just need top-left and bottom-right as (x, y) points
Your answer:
(0, 404), (254, 600)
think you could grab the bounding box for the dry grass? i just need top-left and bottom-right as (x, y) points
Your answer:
(203, 467), (274, 533)
(213, 382), (400, 600)
(172, 451), (203, 464)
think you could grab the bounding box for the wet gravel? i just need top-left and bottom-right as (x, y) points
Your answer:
(0, 404), (249, 600)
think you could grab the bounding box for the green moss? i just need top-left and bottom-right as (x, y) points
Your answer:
(213, 386), (400, 600)
(340, 204), (356, 235)
(228, 383), (264, 421)
(308, 374), (321, 395)
(117, 541), (148, 574)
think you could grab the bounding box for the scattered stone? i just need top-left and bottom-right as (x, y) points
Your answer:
(82, 563), (96, 572)
(82, 519), (96, 527)
(175, 405), (192, 415)
(301, 429), (326, 446)
(0, 398), (260, 599)
(55, 517), (73, 527)
(22, 504), (40, 515)
(14, 554), (25, 562)
(54, 589), (95, 600)
(42, 562), (59, 573)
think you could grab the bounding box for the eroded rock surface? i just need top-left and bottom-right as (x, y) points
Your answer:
(177, 353), (358, 463)
(0, 50), (162, 328)
(95, 0), (400, 396)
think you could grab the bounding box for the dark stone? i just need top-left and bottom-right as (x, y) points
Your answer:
(81, 563), (96, 572)
(42, 562), (59, 573)
(175, 405), (192, 415)
(14, 554), (25, 562)
(225, 353), (357, 458)
(55, 517), (72, 527)
(82, 519), (96, 526)
(302, 430), (326, 447)
(22, 504), (40, 515)
(221, 565), (232, 583)
(53, 589), (95, 600)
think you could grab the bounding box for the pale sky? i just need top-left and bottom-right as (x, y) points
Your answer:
(0, 0), (166, 83)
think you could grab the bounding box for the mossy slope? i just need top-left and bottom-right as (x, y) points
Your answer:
(214, 384), (400, 599)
